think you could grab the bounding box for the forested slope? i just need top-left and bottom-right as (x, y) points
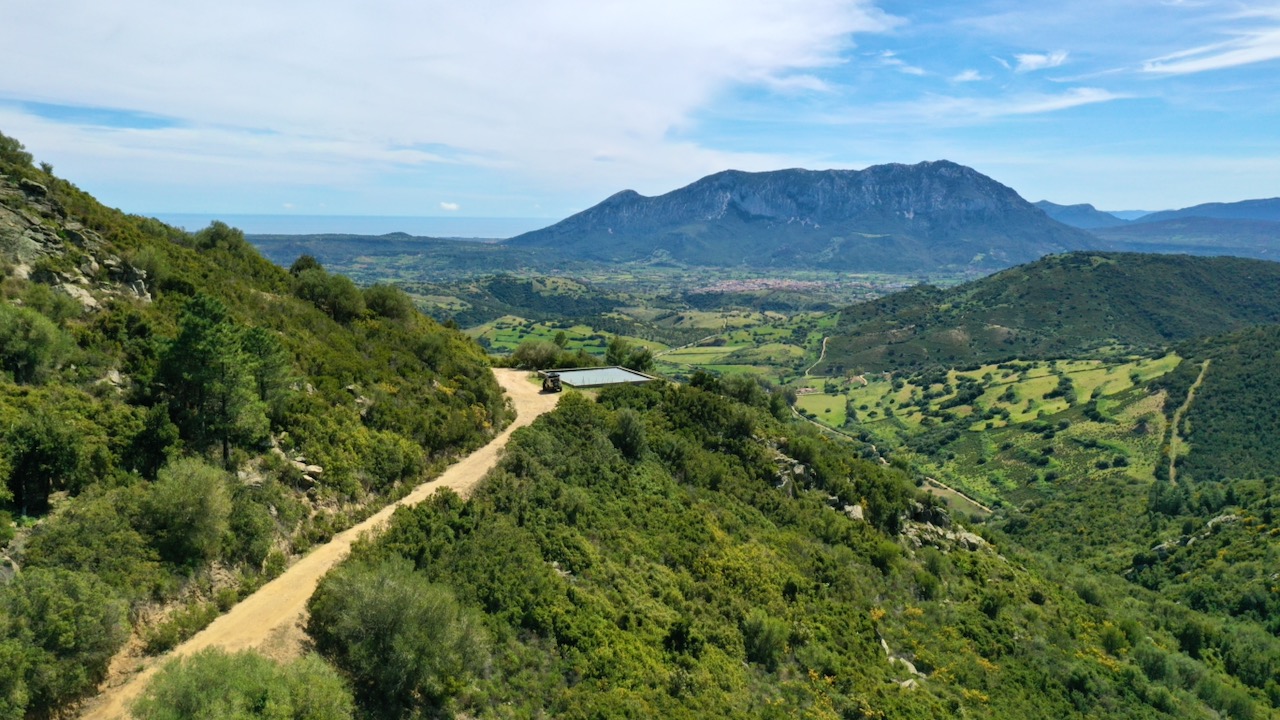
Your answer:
(820, 252), (1280, 373)
(303, 377), (1269, 718)
(0, 131), (508, 718)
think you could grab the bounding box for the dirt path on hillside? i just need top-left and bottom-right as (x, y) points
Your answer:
(804, 336), (829, 377)
(1168, 359), (1211, 486)
(79, 369), (559, 720)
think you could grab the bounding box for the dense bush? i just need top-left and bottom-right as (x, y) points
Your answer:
(0, 303), (72, 383)
(0, 568), (128, 715)
(308, 558), (489, 716)
(133, 649), (354, 720)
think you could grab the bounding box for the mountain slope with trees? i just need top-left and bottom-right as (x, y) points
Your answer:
(303, 377), (1272, 718)
(819, 252), (1280, 374)
(0, 130), (508, 718)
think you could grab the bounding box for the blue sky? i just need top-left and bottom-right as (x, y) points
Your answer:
(1, 0), (1278, 221)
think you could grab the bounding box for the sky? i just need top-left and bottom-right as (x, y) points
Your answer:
(2, 0), (1279, 223)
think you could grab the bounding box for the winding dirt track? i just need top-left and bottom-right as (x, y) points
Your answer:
(1168, 358), (1211, 486)
(80, 369), (559, 720)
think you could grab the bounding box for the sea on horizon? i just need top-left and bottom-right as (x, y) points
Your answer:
(148, 213), (556, 239)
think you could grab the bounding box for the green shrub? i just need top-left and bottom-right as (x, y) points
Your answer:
(742, 609), (789, 671)
(143, 459), (231, 567)
(133, 648), (353, 720)
(141, 602), (219, 655)
(307, 558), (489, 714)
(0, 302), (72, 384)
(0, 568), (128, 712)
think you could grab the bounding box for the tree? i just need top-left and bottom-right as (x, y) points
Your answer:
(364, 284), (415, 320)
(307, 558), (489, 715)
(133, 649), (354, 720)
(0, 302), (72, 384)
(21, 486), (167, 600)
(605, 336), (629, 366)
(0, 568), (128, 714)
(605, 336), (654, 372)
(2, 410), (83, 516)
(625, 346), (655, 373)
(610, 408), (647, 460)
(157, 294), (268, 467)
(0, 131), (33, 169)
(742, 609), (788, 671)
(240, 326), (294, 416)
(193, 221), (249, 253)
(510, 340), (561, 370)
(124, 405), (183, 481)
(143, 458), (232, 567)
(289, 254), (323, 275)
(292, 269), (365, 323)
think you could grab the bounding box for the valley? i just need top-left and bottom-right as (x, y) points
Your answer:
(4, 129), (1280, 719)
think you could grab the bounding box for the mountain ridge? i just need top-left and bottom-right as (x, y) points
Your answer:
(818, 251), (1280, 373)
(508, 161), (1096, 272)
(1136, 197), (1280, 224)
(1033, 200), (1129, 229)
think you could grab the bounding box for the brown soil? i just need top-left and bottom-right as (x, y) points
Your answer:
(79, 369), (559, 719)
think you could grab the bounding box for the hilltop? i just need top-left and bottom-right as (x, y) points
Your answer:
(507, 162), (1095, 272)
(818, 252), (1280, 373)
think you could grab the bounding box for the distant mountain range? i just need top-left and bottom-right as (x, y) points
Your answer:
(243, 165), (1278, 278)
(1034, 196), (1280, 261)
(1091, 217), (1279, 260)
(1033, 201), (1130, 229)
(1037, 196), (1280, 230)
(507, 161), (1095, 272)
(817, 252), (1280, 373)
(1139, 197), (1280, 224)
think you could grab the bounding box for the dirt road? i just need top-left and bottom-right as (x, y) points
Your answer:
(1168, 358), (1211, 486)
(80, 369), (559, 720)
(804, 336), (829, 377)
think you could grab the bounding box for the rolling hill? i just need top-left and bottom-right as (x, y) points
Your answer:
(507, 161), (1096, 272)
(817, 252), (1280, 373)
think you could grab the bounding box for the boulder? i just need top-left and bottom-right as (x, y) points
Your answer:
(18, 178), (47, 197)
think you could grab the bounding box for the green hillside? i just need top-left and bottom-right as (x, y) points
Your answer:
(819, 252), (1280, 374)
(1153, 324), (1280, 484)
(0, 132), (508, 718)
(304, 380), (1273, 718)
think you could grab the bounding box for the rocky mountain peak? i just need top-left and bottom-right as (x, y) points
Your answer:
(508, 161), (1094, 271)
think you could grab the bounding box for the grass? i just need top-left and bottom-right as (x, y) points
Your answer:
(788, 354), (1183, 504)
(795, 392), (846, 426)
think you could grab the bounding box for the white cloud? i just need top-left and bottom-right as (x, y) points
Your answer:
(439, 201), (460, 211)
(840, 87), (1126, 125)
(1014, 50), (1069, 72)
(877, 50), (927, 76)
(951, 69), (985, 82)
(1142, 26), (1280, 74)
(0, 0), (900, 208)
